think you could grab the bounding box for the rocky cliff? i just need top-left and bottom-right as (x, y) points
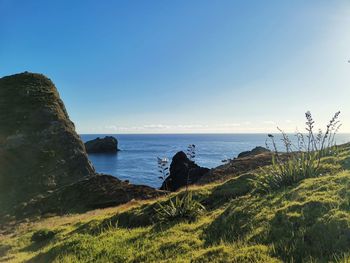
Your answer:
(0, 72), (164, 220)
(0, 72), (96, 209)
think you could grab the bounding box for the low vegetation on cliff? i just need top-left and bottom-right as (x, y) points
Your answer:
(1, 143), (350, 262)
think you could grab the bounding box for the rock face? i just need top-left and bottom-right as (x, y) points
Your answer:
(0, 72), (95, 209)
(160, 151), (210, 191)
(237, 146), (270, 158)
(85, 136), (119, 153)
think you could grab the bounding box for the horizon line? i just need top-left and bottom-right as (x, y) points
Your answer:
(79, 132), (350, 135)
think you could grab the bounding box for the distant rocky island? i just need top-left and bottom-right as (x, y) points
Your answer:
(85, 136), (120, 153)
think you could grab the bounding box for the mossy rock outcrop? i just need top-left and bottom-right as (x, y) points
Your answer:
(0, 72), (95, 209)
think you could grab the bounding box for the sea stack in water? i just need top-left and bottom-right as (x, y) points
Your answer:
(160, 151), (210, 191)
(85, 136), (119, 153)
(0, 72), (95, 209)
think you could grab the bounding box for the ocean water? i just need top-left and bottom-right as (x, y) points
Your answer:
(80, 134), (350, 188)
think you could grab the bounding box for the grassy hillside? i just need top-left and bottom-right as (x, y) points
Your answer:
(1, 144), (350, 262)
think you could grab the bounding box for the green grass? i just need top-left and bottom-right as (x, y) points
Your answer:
(1, 144), (350, 262)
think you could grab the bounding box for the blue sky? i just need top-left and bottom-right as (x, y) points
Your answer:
(1, 0), (350, 133)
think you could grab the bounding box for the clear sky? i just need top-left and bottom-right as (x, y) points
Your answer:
(1, 0), (350, 133)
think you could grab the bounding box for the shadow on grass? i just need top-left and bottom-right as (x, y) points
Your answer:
(0, 244), (11, 258)
(202, 173), (256, 210)
(71, 173), (257, 237)
(20, 239), (54, 254)
(266, 199), (350, 262)
(203, 194), (270, 246)
(204, 173), (350, 262)
(341, 155), (350, 170)
(71, 202), (157, 236)
(72, 201), (202, 237)
(26, 240), (80, 263)
(25, 228), (150, 263)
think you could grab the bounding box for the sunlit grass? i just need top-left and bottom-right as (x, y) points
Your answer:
(1, 144), (350, 262)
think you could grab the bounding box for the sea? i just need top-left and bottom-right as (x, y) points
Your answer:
(80, 133), (350, 188)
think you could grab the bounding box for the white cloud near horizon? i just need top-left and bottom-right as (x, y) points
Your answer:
(79, 120), (307, 134)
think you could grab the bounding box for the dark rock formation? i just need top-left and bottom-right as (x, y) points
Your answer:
(237, 146), (270, 158)
(160, 151), (210, 191)
(0, 72), (95, 209)
(16, 174), (163, 217)
(85, 136), (119, 153)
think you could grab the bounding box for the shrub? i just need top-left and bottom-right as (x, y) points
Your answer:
(256, 111), (341, 193)
(154, 191), (205, 223)
(31, 229), (56, 243)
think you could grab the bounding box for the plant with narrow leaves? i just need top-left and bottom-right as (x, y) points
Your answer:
(154, 191), (205, 223)
(184, 144), (196, 191)
(187, 144), (196, 161)
(257, 111), (341, 194)
(157, 157), (169, 190)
